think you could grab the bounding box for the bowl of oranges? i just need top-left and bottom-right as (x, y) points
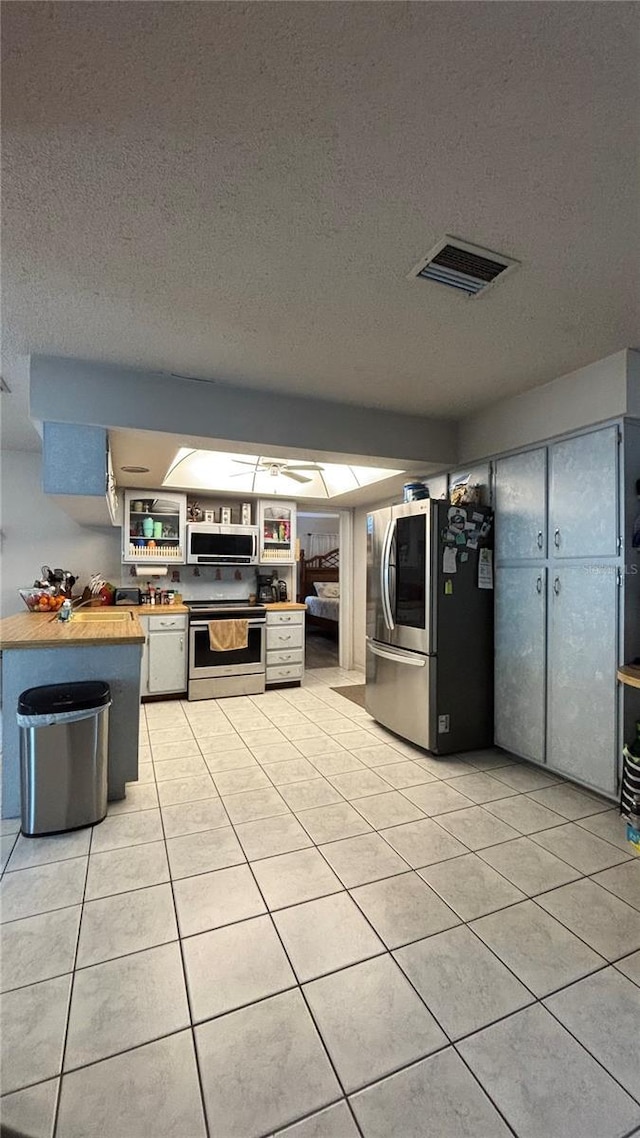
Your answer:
(19, 588), (66, 613)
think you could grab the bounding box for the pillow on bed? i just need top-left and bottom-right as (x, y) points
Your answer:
(314, 581), (340, 599)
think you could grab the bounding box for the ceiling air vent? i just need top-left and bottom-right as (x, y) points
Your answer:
(408, 236), (518, 298)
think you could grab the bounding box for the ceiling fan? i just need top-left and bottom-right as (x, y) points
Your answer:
(231, 459), (325, 484)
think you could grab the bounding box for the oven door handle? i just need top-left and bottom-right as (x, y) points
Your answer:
(190, 619), (266, 629)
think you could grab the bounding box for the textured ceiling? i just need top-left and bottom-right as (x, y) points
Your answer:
(2, 1), (639, 450)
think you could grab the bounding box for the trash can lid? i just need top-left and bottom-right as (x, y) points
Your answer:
(18, 681), (111, 716)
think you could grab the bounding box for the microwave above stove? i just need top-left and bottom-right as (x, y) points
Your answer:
(186, 523), (259, 565)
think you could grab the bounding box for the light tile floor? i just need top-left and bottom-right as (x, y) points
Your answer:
(2, 667), (640, 1137)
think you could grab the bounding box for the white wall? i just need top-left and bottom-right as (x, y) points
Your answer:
(298, 514), (341, 542)
(1, 450), (122, 617)
(459, 350), (634, 462)
(353, 505), (369, 670)
(297, 513), (340, 596)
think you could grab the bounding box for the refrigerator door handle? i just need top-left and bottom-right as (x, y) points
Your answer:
(368, 640), (426, 667)
(382, 521), (394, 628)
(381, 520), (395, 630)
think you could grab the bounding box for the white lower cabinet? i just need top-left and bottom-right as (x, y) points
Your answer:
(495, 566), (547, 764)
(546, 566), (618, 795)
(139, 614), (188, 697)
(266, 611), (305, 686)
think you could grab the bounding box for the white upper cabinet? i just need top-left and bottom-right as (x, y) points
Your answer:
(123, 490), (187, 563)
(495, 448), (547, 561)
(42, 423), (120, 527)
(549, 426), (619, 559)
(257, 499), (297, 564)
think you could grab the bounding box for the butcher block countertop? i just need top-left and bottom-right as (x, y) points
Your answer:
(120, 603), (189, 615)
(264, 602), (307, 611)
(0, 612), (145, 650)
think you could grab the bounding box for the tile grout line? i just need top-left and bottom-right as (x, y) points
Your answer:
(233, 835), (367, 1138)
(3, 687), (634, 1135)
(51, 820), (94, 1138)
(159, 685), (639, 1124)
(177, 706), (369, 1137)
(541, 994), (640, 1109)
(243, 731), (522, 1135)
(5, 869), (639, 1001)
(155, 770), (212, 1138)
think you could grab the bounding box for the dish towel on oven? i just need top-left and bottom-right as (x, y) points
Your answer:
(208, 619), (249, 651)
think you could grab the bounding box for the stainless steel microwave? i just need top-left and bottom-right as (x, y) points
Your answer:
(186, 523), (259, 565)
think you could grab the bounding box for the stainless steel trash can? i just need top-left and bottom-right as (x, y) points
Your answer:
(18, 682), (111, 836)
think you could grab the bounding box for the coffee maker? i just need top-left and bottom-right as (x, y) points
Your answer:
(256, 572), (276, 603)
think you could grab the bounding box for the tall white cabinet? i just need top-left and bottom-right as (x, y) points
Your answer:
(494, 565), (547, 766)
(494, 424), (621, 796)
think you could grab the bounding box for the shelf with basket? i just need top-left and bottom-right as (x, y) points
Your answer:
(123, 491), (187, 564)
(257, 499), (297, 564)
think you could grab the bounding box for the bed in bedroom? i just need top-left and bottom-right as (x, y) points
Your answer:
(299, 547), (340, 638)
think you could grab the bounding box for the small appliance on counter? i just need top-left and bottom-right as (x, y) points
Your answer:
(114, 587), (142, 606)
(275, 579), (288, 602)
(257, 572), (276, 603)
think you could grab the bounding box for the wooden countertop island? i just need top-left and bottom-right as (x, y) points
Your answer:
(0, 611), (144, 819)
(0, 611), (145, 650)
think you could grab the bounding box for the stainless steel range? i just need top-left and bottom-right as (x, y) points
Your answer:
(186, 600), (267, 701)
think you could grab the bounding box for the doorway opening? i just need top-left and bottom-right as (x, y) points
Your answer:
(297, 511), (341, 669)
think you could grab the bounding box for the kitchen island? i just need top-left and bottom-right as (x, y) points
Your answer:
(0, 611), (145, 819)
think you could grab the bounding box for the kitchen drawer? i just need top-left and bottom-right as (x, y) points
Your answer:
(148, 614), (187, 632)
(266, 625), (304, 651)
(267, 611), (304, 627)
(267, 648), (304, 667)
(267, 663), (304, 684)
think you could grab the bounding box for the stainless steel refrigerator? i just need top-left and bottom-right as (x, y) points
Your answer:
(366, 499), (494, 755)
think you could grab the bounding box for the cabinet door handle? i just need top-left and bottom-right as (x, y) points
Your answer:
(537, 531), (543, 549)
(536, 576), (543, 594)
(179, 638), (183, 652)
(553, 576), (561, 595)
(278, 634), (291, 642)
(554, 529), (560, 548)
